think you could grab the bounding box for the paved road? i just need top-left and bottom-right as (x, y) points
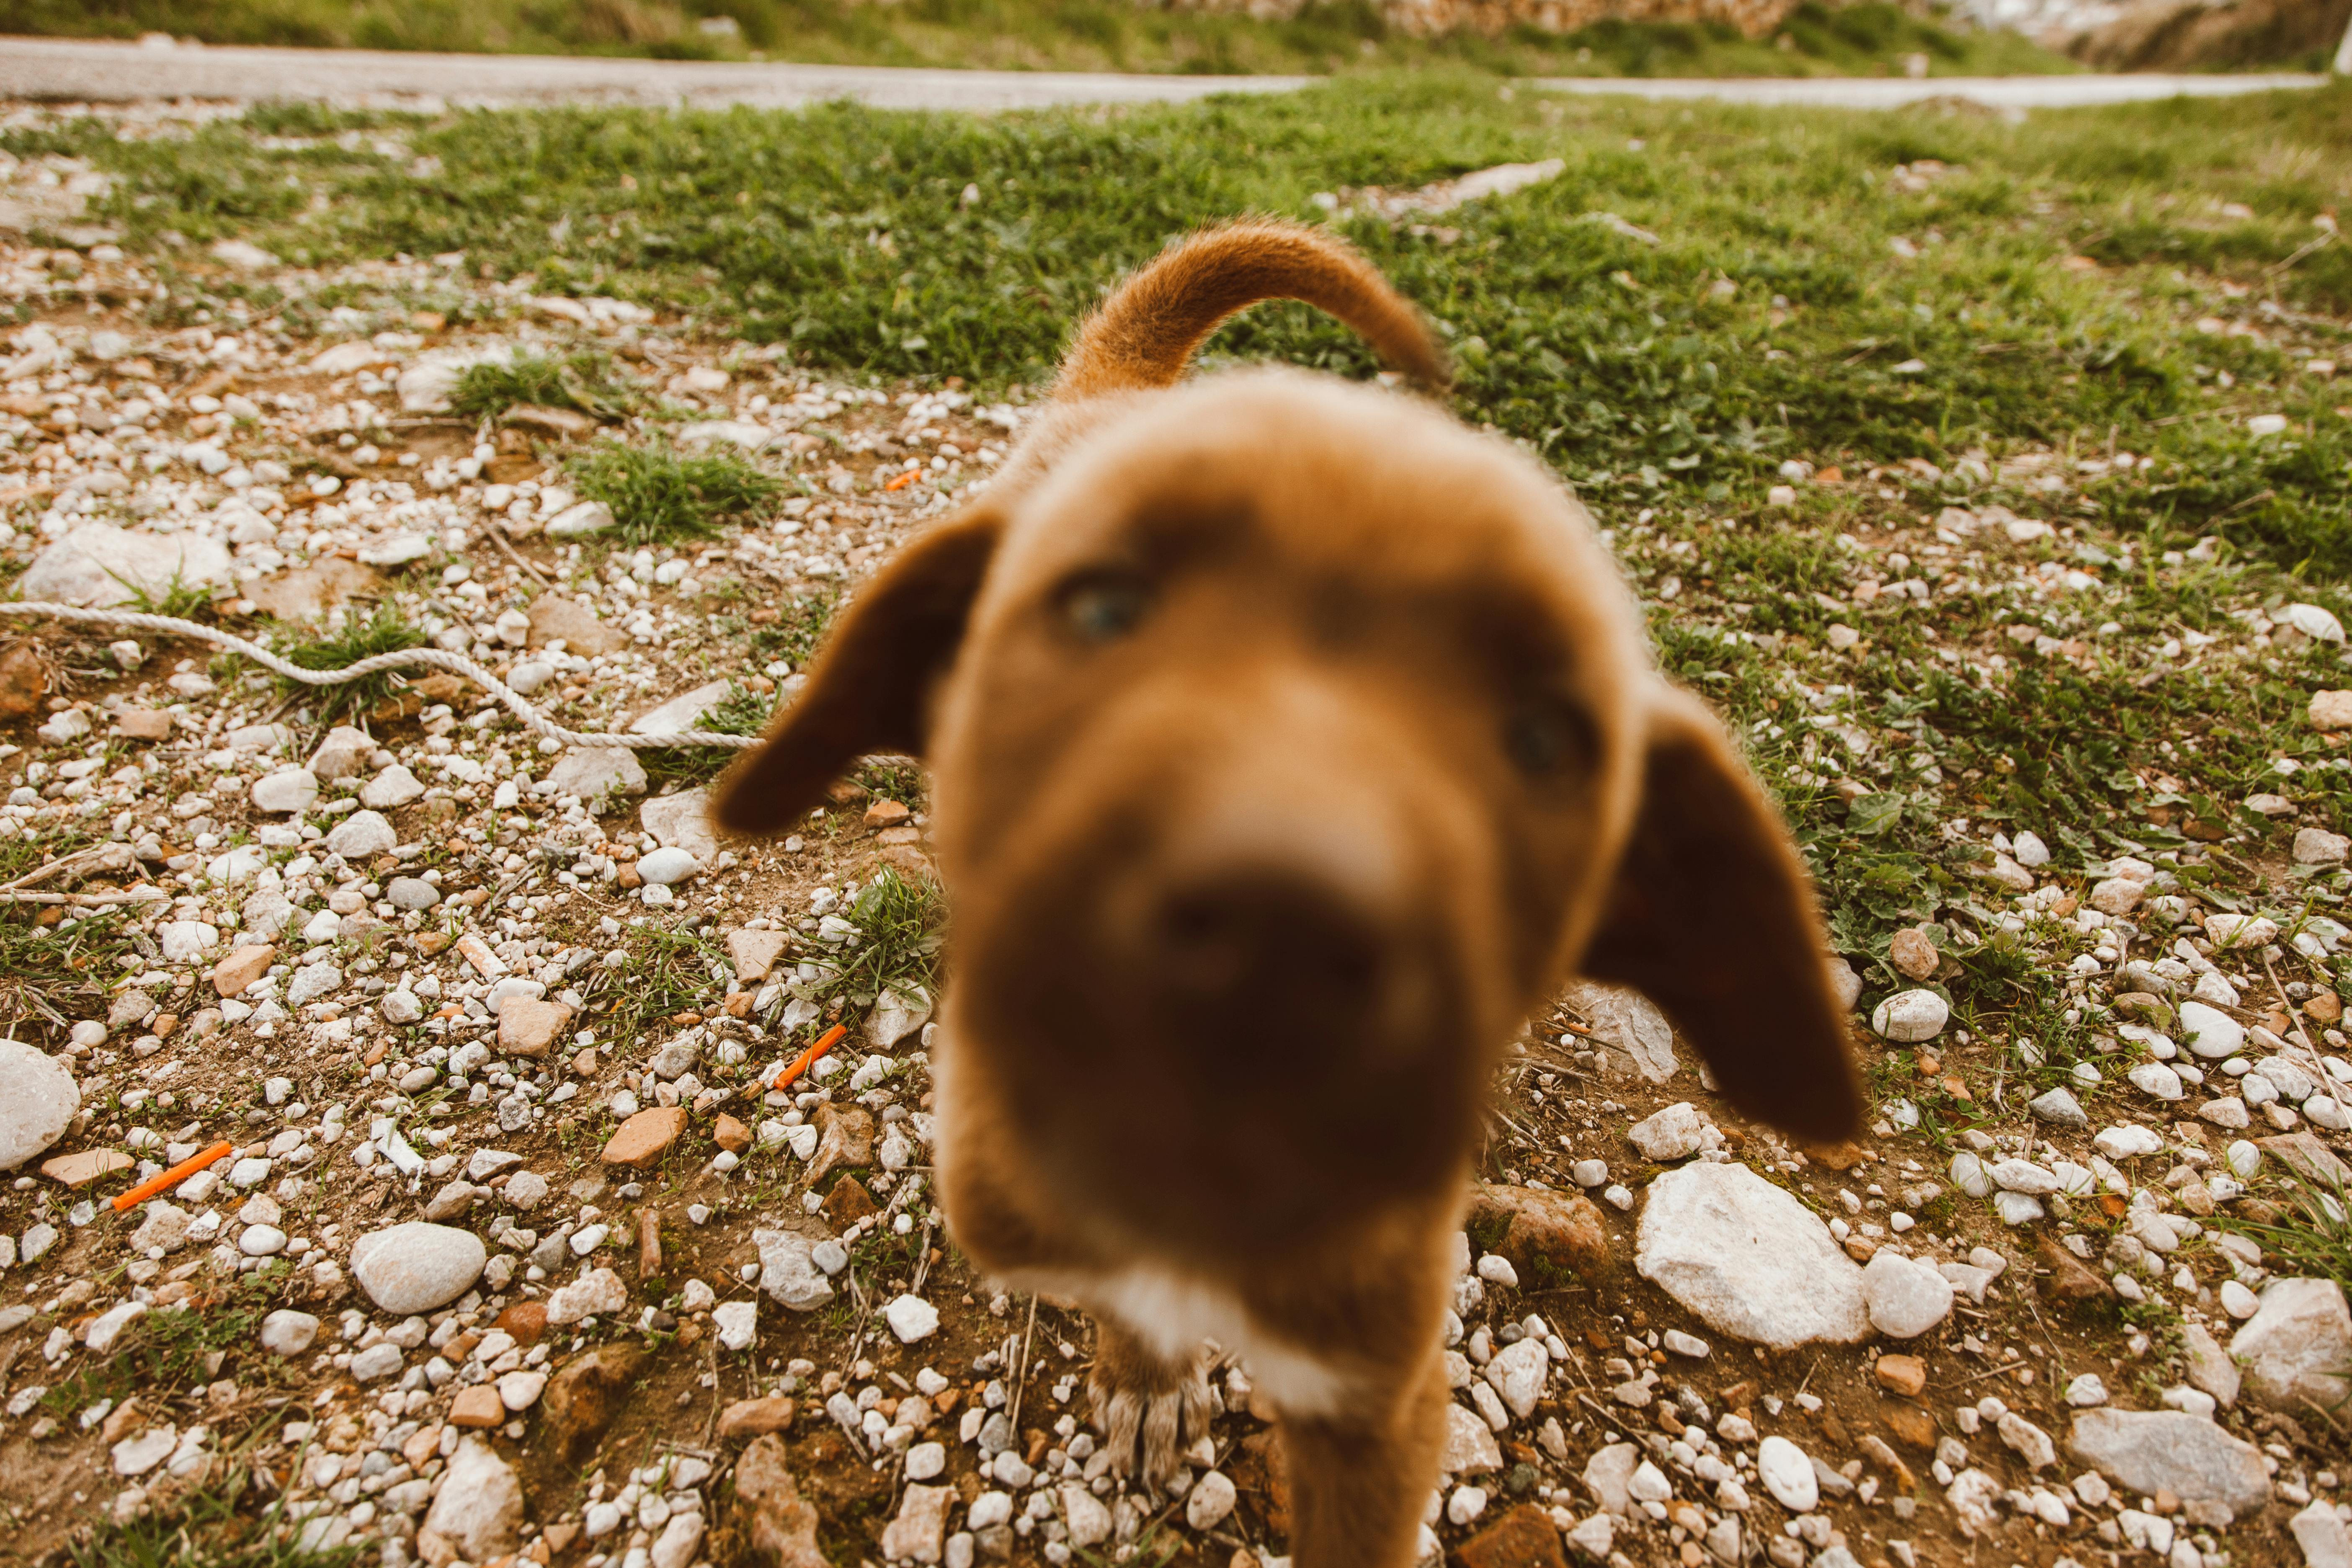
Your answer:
(0, 34), (2326, 113)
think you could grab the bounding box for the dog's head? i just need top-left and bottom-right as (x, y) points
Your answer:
(719, 373), (1858, 1263)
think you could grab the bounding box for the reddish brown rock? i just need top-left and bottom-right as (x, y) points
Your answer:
(493, 1300), (547, 1346)
(863, 799), (910, 828)
(115, 709), (173, 740)
(717, 1396), (797, 1438)
(822, 1176), (879, 1229)
(0, 641), (46, 721)
(211, 943), (276, 998)
(734, 1435), (827, 1567)
(1453, 1504), (1566, 1568)
(540, 1344), (646, 1462)
(713, 1114), (752, 1155)
(498, 998), (574, 1058)
(41, 1150), (132, 1187)
(1875, 1354), (1927, 1398)
(1883, 1404), (1939, 1450)
(602, 1106), (689, 1168)
(1465, 1184), (1613, 1289)
(448, 1385), (505, 1428)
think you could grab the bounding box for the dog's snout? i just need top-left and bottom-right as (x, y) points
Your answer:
(1155, 867), (1384, 1016)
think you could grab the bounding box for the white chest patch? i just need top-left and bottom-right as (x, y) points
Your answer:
(1013, 1263), (1356, 1419)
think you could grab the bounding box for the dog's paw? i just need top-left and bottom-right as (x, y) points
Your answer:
(1090, 1352), (1212, 1488)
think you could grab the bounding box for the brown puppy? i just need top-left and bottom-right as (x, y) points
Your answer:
(717, 220), (1859, 1566)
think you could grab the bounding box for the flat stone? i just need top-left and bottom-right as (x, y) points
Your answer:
(248, 560), (379, 625)
(41, 1149), (131, 1186)
(387, 877), (439, 910)
(602, 1106), (688, 1166)
(1757, 1435), (1818, 1512)
(2093, 1123), (2165, 1160)
(733, 1435), (825, 1566)
(629, 680), (730, 735)
(2297, 828), (2352, 865)
(1581, 1442), (1638, 1514)
(545, 500), (616, 538)
(447, 1385), (505, 1428)
(1635, 1162), (1869, 1349)
(1455, 1504), (1567, 1568)
(539, 1344), (645, 1462)
(1443, 1401), (1504, 1475)
(1562, 980), (1677, 1083)
(2232, 1277), (2352, 1413)
(115, 709), (172, 740)
(717, 1396), (797, 1438)
(286, 962), (342, 1006)
(498, 998), (573, 1058)
(324, 809), (397, 859)
(361, 764), (426, 809)
(642, 788), (720, 861)
(250, 767), (320, 814)
(2313, 690), (2352, 730)
(527, 593), (629, 655)
(112, 1427), (178, 1478)
(1875, 1354), (1927, 1397)
(2182, 1321), (2241, 1408)
(350, 1221), (487, 1315)
(2293, 1499), (2352, 1568)
(2028, 1087), (2089, 1127)
(727, 929), (789, 984)
(2178, 1000), (2245, 1059)
(866, 983), (931, 1049)
(1863, 1250), (1955, 1338)
(2067, 1409), (2269, 1514)
(878, 1484), (952, 1565)
(0, 1041), (79, 1171)
(755, 1229), (836, 1313)
(547, 747), (647, 800)
(420, 1439), (524, 1563)
(18, 522), (232, 607)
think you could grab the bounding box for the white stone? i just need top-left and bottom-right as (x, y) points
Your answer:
(1185, 1470), (1238, 1530)
(259, 1310), (319, 1355)
(1628, 1101), (1712, 1161)
(878, 1483), (952, 1564)
(1756, 1436), (1818, 1512)
(2179, 1001), (2246, 1059)
(754, 1230), (835, 1312)
(2093, 1124), (2164, 1160)
(544, 500), (616, 538)
(885, 1294), (940, 1343)
(2066, 1408), (2270, 1513)
(361, 765), (426, 809)
(1871, 989), (1950, 1042)
(1863, 1250), (1955, 1338)
(1635, 1163), (1868, 1349)
(0, 1042), (79, 1171)
(498, 1370), (548, 1411)
(2233, 1277), (2352, 1413)
(547, 747), (647, 800)
(649, 1512), (703, 1568)
(1993, 1191), (2046, 1225)
(713, 1299), (756, 1350)
(349, 1222), (487, 1315)
(1989, 1159), (2061, 1195)
(2292, 1498), (2352, 1568)
(630, 680), (732, 735)
(250, 768), (320, 814)
(642, 788), (721, 861)
(2284, 603), (2346, 643)
(325, 810), (397, 859)
(112, 1426), (178, 1477)
(547, 1267), (628, 1324)
(420, 1440), (524, 1562)
(1483, 1337), (1550, 1418)
(636, 846), (700, 886)
(2129, 1061), (2185, 1100)
(18, 523), (233, 607)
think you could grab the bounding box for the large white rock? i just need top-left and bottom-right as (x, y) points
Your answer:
(17, 523), (232, 607)
(361, 764), (427, 809)
(547, 1266), (629, 1325)
(1862, 1250), (1956, 1338)
(420, 1439), (524, 1561)
(548, 747), (647, 800)
(1627, 1102), (1712, 1162)
(885, 1294), (940, 1344)
(2232, 1277), (2352, 1413)
(1635, 1163), (1869, 1349)
(755, 1229), (836, 1313)
(2066, 1409), (2269, 1514)
(349, 1222), (487, 1315)
(1561, 980), (1677, 1083)
(250, 767), (320, 814)
(0, 1041), (79, 1171)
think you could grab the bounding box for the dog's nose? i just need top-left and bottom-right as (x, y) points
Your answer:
(1155, 868), (1384, 1015)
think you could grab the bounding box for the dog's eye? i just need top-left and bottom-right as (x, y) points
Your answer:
(1060, 572), (1150, 643)
(1503, 696), (1593, 778)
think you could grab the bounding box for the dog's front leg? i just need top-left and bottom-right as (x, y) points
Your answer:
(1088, 1317), (1213, 1488)
(1276, 1350), (1450, 1568)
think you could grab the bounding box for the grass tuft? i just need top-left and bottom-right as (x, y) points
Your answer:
(567, 438), (783, 544)
(448, 349), (630, 421)
(273, 602), (429, 724)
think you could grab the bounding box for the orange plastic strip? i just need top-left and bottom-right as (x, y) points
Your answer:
(111, 1139), (233, 1212)
(772, 1023), (849, 1096)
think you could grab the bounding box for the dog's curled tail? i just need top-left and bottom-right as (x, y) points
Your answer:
(1053, 219), (1449, 402)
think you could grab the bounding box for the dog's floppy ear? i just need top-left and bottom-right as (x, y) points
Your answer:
(1581, 686), (1862, 1144)
(712, 506), (1002, 836)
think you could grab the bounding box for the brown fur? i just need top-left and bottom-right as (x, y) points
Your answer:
(716, 220), (1857, 1564)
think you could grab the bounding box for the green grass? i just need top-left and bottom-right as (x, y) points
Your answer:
(644, 677), (774, 785)
(581, 922), (732, 1040)
(118, 568), (220, 622)
(2215, 1163), (2352, 1297)
(0, 0), (2070, 79)
(446, 348), (631, 421)
(271, 601), (428, 723)
(804, 867), (946, 1015)
(0, 829), (136, 1031)
(567, 438), (784, 544)
(33, 77), (2349, 570)
(69, 1434), (361, 1568)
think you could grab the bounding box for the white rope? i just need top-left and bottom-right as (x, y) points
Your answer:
(0, 601), (763, 750)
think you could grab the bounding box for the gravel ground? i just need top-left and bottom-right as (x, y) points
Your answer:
(3, 99), (2352, 1568)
